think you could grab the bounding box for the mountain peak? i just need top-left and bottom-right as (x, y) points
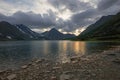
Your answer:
(78, 12), (120, 40)
(0, 21), (10, 25)
(41, 28), (75, 40)
(50, 28), (58, 31)
(49, 28), (60, 33)
(17, 24), (24, 26)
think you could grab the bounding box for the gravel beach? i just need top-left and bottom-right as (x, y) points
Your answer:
(0, 46), (120, 80)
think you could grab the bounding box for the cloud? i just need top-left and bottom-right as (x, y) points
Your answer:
(0, 11), (56, 28)
(97, 0), (119, 10)
(0, 0), (57, 15)
(48, 0), (93, 12)
(71, 9), (99, 24)
(0, 0), (120, 34)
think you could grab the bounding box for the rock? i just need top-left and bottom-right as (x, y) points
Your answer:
(53, 67), (61, 70)
(71, 60), (78, 64)
(112, 58), (120, 64)
(36, 67), (39, 70)
(107, 53), (116, 56)
(51, 76), (57, 80)
(70, 57), (76, 61)
(7, 74), (16, 80)
(91, 73), (96, 76)
(45, 63), (50, 66)
(60, 74), (70, 80)
(28, 62), (32, 66)
(63, 71), (72, 74)
(32, 63), (36, 66)
(46, 71), (51, 73)
(35, 59), (42, 63)
(21, 65), (28, 69)
(80, 58), (89, 61)
(0, 70), (6, 74)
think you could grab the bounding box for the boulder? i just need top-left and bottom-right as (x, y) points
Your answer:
(7, 74), (16, 80)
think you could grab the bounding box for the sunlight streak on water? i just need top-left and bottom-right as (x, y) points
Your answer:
(0, 41), (119, 70)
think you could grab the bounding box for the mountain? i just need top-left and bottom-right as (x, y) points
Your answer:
(77, 12), (120, 40)
(0, 21), (45, 40)
(15, 24), (45, 39)
(64, 34), (76, 39)
(0, 21), (75, 40)
(41, 28), (76, 40)
(41, 28), (64, 40)
(80, 15), (113, 36)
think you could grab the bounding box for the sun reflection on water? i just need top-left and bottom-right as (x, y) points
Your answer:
(58, 41), (86, 63)
(73, 41), (86, 55)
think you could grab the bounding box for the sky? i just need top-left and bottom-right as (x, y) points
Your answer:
(0, 0), (120, 35)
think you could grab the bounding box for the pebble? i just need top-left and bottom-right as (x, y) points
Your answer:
(46, 71), (51, 73)
(53, 67), (61, 70)
(45, 63), (50, 66)
(91, 73), (96, 76)
(63, 71), (71, 74)
(70, 57), (77, 61)
(51, 76), (57, 80)
(60, 74), (70, 80)
(80, 58), (89, 61)
(35, 59), (42, 63)
(21, 65), (28, 69)
(107, 53), (116, 56)
(7, 74), (16, 80)
(0, 47), (119, 80)
(71, 60), (78, 64)
(112, 58), (120, 64)
(0, 70), (6, 74)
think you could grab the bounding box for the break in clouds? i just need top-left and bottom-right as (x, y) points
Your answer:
(0, 0), (120, 34)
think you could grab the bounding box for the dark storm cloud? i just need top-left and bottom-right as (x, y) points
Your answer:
(0, 11), (56, 28)
(71, 9), (99, 25)
(58, 9), (99, 32)
(62, 0), (120, 32)
(0, 0), (120, 33)
(4, 0), (34, 6)
(98, 0), (119, 10)
(47, 0), (120, 32)
(56, 20), (76, 32)
(48, 0), (92, 12)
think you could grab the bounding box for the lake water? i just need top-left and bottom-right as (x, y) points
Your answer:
(0, 41), (119, 70)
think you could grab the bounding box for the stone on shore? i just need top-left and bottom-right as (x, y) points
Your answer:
(0, 46), (119, 80)
(112, 58), (120, 64)
(35, 59), (42, 63)
(0, 70), (6, 74)
(107, 53), (116, 56)
(7, 74), (16, 80)
(60, 73), (70, 80)
(53, 67), (61, 70)
(21, 65), (28, 69)
(51, 76), (57, 80)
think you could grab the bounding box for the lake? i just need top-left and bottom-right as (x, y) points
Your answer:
(0, 41), (119, 70)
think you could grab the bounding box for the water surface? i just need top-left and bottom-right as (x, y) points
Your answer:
(0, 41), (119, 70)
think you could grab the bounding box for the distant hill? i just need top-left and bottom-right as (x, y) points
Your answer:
(0, 21), (45, 40)
(41, 28), (76, 40)
(77, 12), (120, 40)
(15, 24), (45, 40)
(0, 21), (75, 40)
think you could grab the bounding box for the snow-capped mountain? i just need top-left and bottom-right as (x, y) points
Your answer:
(0, 21), (45, 40)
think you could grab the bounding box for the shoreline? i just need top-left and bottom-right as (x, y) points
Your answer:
(0, 46), (120, 80)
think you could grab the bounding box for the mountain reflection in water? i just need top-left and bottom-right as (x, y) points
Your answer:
(0, 41), (119, 70)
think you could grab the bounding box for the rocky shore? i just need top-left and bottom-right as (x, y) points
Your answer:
(0, 46), (120, 80)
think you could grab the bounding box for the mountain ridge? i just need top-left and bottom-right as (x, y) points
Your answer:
(41, 28), (76, 40)
(0, 21), (45, 40)
(0, 21), (75, 40)
(77, 12), (120, 40)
